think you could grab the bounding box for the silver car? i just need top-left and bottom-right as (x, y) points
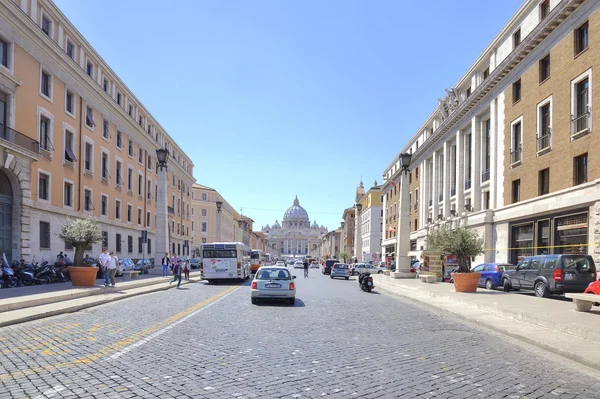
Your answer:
(330, 263), (350, 280)
(251, 266), (296, 305)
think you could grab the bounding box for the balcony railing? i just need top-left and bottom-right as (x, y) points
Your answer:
(572, 111), (590, 137)
(168, 206), (175, 215)
(481, 169), (490, 182)
(450, 185), (456, 197)
(510, 147), (522, 166)
(0, 124), (41, 154)
(537, 133), (551, 153)
(414, 201), (418, 211)
(464, 178), (471, 191)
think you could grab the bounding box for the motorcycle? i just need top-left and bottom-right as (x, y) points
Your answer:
(33, 261), (55, 285)
(1, 261), (21, 288)
(11, 260), (34, 286)
(358, 272), (374, 292)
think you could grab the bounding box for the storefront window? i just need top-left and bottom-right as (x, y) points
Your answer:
(511, 223), (534, 264)
(554, 213), (588, 255)
(537, 220), (550, 255)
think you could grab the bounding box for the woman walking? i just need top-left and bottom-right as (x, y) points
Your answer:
(169, 260), (182, 289)
(183, 259), (190, 281)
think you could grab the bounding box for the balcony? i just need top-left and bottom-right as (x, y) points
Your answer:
(464, 178), (471, 191)
(537, 133), (551, 154)
(0, 123), (40, 154)
(510, 147), (522, 167)
(572, 111), (590, 139)
(168, 206), (175, 215)
(481, 169), (490, 182)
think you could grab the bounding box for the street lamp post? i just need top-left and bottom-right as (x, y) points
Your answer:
(354, 203), (363, 262)
(153, 148), (169, 272)
(391, 152), (414, 279)
(216, 200), (223, 242)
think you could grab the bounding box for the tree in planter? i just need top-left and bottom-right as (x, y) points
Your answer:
(427, 225), (484, 273)
(339, 252), (350, 263)
(59, 217), (104, 266)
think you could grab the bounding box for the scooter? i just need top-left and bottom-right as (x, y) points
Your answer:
(11, 260), (34, 286)
(1, 261), (21, 288)
(358, 272), (374, 292)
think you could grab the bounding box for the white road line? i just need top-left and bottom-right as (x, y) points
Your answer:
(108, 283), (246, 360)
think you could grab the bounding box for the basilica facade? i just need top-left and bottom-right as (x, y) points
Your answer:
(262, 197), (327, 258)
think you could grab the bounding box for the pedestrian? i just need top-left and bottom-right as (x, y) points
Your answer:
(170, 259), (182, 289)
(107, 251), (118, 288)
(161, 252), (170, 278)
(170, 252), (178, 272)
(99, 247), (110, 287)
(183, 259), (190, 281)
(303, 259), (309, 278)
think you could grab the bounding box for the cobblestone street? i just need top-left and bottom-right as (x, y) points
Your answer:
(2, 271), (600, 398)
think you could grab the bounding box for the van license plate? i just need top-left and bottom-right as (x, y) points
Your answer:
(266, 283), (281, 288)
(565, 273), (575, 280)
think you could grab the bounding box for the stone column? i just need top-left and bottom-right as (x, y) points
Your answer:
(419, 161), (426, 229)
(153, 165), (169, 268)
(443, 142), (451, 218)
(392, 171), (412, 278)
(432, 153), (439, 221)
(471, 116), (482, 211)
(456, 131), (465, 214)
(489, 99), (498, 209)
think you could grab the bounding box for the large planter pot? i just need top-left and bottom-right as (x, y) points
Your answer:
(451, 272), (481, 293)
(67, 266), (99, 287)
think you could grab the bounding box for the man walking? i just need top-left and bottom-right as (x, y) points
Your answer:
(303, 259), (309, 278)
(161, 252), (170, 278)
(106, 251), (118, 288)
(99, 247), (110, 287)
(169, 259), (183, 289)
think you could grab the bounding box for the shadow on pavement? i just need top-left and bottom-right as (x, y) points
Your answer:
(256, 298), (306, 308)
(200, 280), (249, 287)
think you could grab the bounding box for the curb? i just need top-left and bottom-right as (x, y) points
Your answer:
(0, 278), (202, 328)
(374, 279), (600, 372)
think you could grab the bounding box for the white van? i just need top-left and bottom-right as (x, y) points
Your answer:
(200, 242), (251, 283)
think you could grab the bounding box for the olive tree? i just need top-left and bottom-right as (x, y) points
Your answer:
(59, 217), (103, 266)
(427, 225), (484, 273)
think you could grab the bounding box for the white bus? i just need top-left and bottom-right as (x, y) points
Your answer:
(250, 250), (264, 274)
(200, 242), (251, 283)
(264, 253), (272, 266)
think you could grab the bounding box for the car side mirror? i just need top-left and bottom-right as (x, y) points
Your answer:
(292, 276), (296, 279)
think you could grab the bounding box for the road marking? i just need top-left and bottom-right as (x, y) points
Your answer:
(108, 284), (240, 360)
(0, 284), (243, 381)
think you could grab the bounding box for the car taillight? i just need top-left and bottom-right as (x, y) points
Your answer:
(251, 281), (257, 289)
(553, 268), (563, 281)
(237, 261), (241, 269)
(494, 265), (499, 272)
(289, 282), (295, 290)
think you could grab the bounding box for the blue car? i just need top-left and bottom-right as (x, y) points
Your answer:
(472, 263), (516, 289)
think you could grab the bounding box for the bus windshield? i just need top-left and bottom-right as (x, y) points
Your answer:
(203, 249), (237, 258)
(251, 252), (261, 259)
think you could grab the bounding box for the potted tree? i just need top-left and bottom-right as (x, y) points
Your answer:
(60, 217), (103, 287)
(427, 225), (484, 293)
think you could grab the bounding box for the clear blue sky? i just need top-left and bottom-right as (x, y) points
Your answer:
(55, 0), (524, 231)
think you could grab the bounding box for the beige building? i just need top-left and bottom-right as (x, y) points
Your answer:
(340, 207), (355, 256)
(0, 0), (194, 262)
(381, 0), (600, 268)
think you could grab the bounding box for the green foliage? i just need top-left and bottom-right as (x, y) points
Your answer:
(427, 225), (484, 273)
(339, 252), (350, 262)
(59, 217), (103, 266)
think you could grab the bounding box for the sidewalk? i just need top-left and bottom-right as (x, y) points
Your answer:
(373, 274), (600, 370)
(0, 271), (203, 327)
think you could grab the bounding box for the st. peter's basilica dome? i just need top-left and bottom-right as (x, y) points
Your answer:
(283, 196), (309, 222)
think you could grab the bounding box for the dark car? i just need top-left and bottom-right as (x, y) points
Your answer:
(189, 258), (201, 269)
(322, 259), (338, 275)
(134, 259), (153, 274)
(501, 254), (597, 297)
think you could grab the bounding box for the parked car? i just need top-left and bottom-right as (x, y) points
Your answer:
(310, 261), (319, 269)
(353, 263), (383, 275)
(275, 261), (286, 267)
(322, 259), (338, 275)
(118, 258), (136, 277)
(188, 258), (201, 269)
(501, 254), (597, 297)
(293, 261), (304, 269)
(134, 259), (153, 274)
(330, 263), (350, 280)
(471, 263), (516, 289)
(251, 266), (296, 305)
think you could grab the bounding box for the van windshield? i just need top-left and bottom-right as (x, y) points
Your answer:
(563, 256), (593, 271)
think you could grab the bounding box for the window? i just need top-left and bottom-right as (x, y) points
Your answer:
(65, 89), (75, 115)
(66, 39), (75, 60)
(575, 21), (589, 56)
(128, 105), (133, 117)
(483, 191), (490, 210)
(63, 181), (73, 207)
(86, 60), (93, 78)
(116, 131), (122, 149)
(574, 153), (588, 185)
(102, 231), (108, 249)
(84, 189), (93, 212)
(202, 238), (207, 244)
(64, 130), (76, 163)
(116, 92), (122, 106)
(147, 239), (152, 254)
(100, 194), (108, 216)
(538, 101), (551, 152)
(84, 141), (93, 172)
(138, 237), (143, 253)
(0, 38), (9, 69)
(128, 140), (134, 157)
(115, 200), (121, 220)
(202, 208), (207, 217)
(38, 115), (55, 153)
(127, 168), (133, 191)
(201, 193), (207, 201)
(512, 79), (521, 103)
(483, 68), (489, 80)
(146, 211), (151, 227)
(38, 172), (49, 201)
(512, 179), (520, 203)
(138, 208), (142, 225)
(539, 168), (550, 195)
(138, 115), (143, 126)
(101, 152), (109, 179)
(102, 119), (110, 139)
(128, 235), (133, 253)
(511, 120), (522, 166)
(540, 0), (550, 20)
(466, 87), (471, 98)
(116, 234), (122, 252)
(138, 146), (143, 163)
(138, 174), (143, 195)
(115, 160), (122, 185)
(127, 204), (132, 222)
(103, 78), (109, 93)
(147, 155), (152, 171)
(573, 76), (590, 135)
(41, 14), (52, 37)
(539, 55), (550, 82)
(40, 221), (50, 249)
(40, 70), (51, 99)
(483, 119), (491, 179)
(513, 28), (521, 49)
(86, 106), (95, 128)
